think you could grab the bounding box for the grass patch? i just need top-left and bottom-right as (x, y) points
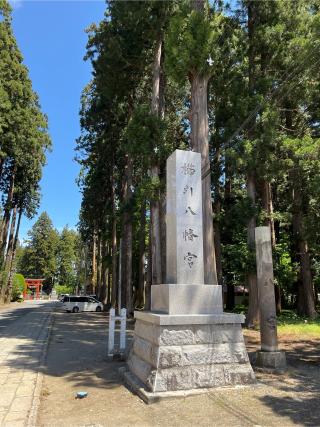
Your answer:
(232, 306), (320, 337)
(277, 310), (320, 336)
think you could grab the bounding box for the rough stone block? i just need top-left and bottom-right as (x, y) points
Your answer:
(255, 351), (287, 370)
(223, 364), (256, 385)
(159, 326), (194, 346)
(127, 312), (256, 395)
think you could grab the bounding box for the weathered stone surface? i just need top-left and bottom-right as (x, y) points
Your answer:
(132, 335), (249, 369)
(256, 350), (287, 370)
(194, 324), (245, 345)
(127, 352), (152, 387)
(127, 317), (256, 393)
(255, 226), (279, 352)
(159, 326), (194, 346)
(134, 319), (245, 347)
(151, 284), (223, 315)
(166, 150), (204, 285)
(135, 311), (245, 325)
(223, 364), (256, 385)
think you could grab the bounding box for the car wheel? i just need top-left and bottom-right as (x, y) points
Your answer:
(96, 306), (102, 312)
(72, 306), (79, 313)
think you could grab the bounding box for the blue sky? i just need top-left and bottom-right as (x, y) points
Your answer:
(10, 0), (106, 241)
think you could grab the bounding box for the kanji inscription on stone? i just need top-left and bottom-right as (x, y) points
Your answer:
(166, 149), (204, 284)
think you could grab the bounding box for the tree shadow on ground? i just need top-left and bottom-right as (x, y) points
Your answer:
(245, 331), (320, 426)
(1, 301), (134, 391)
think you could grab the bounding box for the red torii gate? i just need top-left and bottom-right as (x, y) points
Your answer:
(24, 278), (45, 300)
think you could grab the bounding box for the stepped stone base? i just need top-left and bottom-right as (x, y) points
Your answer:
(126, 311), (256, 398)
(151, 284), (223, 315)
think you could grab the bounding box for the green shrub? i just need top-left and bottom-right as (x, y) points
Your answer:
(54, 284), (74, 296)
(11, 273), (25, 301)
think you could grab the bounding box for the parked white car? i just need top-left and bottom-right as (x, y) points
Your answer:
(62, 296), (103, 313)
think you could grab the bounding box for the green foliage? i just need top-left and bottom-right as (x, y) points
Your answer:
(165, 1), (224, 81)
(11, 273), (24, 301)
(54, 284), (74, 296)
(18, 212), (59, 279)
(56, 227), (79, 287)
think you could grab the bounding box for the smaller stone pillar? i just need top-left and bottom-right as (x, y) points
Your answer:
(255, 226), (286, 371)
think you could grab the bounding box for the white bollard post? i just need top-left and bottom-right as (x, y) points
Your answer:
(120, 308), (127, 354)
(108, 308), (115, 357)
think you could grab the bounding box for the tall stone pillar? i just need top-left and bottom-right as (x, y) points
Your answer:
(255, 226), (286, 370)
(152, 150), (222, 314)
(123, 150), (255, 402)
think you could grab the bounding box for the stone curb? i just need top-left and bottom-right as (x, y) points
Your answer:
(26, 304), (55, 427)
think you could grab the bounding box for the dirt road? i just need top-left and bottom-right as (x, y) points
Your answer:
(38, 307), (320, 427)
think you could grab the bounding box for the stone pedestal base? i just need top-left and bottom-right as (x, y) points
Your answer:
(151, 284), (223, 315)
(126, 311), (255, 400)
(255, 351), (287, 371)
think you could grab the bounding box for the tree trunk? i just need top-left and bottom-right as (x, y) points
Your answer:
(137, 200), (146, 307)
(245, 1), (259, 327)
(122, 155), (133, 315)
(96, 232), (102, 298)
(91, 230), (97, 294)
(213, 199), (223, 287)
(5, 205), (17, 269)
(190, 73), (217, 285)
(145, 227), (152, 311)
(246, 173), (259, 327)
(100, 239), (108, 305)
(150, 37), (163, 286)
(4, 207), (22, 303)
(160, 192), (166, 283)
(111, 173), (117, 308)
(0, 169), (16, 263)
(292, 169), (316, 318)
(261, 180), (276, 247)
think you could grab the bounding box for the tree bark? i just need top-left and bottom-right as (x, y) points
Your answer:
(122, 155), (133, 315)
(246, 173), (259, 327)
(111, 173), (117, 308)
(292, 168), (316, 318)
(160, 192), (166, 283)
(145, 227), (152, 311)
(150, 37), (163, 286)
(261, 180), (276, 247)
(96, 232), (102, 298)
(4, 207), (22, 303)
(137, 200), (146, 307)
(100, 239), (108, 305)
(91, 229), (97, 294)
(5, 205), (17, 269)
(0, 168), (16, 263)
(190, 73), (218, 285)
(245, 0), (259, 327)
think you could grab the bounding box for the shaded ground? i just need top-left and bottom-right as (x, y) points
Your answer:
(0, 301), (55, 427)
(38, 307), (320, 427)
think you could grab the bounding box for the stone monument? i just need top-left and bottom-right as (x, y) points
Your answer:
(123, 150), (255, 402)
(255, 226), (286, 371)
